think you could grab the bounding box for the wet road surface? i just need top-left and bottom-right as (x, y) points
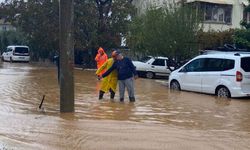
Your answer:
(0, 62), (250, 150)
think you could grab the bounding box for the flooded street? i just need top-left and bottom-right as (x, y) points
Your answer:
(0, 62), (250, 150)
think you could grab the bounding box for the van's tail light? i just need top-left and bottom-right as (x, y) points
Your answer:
(236, 71), (243, 82)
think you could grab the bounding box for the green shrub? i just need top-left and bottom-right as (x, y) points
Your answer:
(127, 3), (201, 62)
(197, 30), (234, 50)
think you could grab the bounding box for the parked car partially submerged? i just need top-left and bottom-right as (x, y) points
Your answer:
(133, 56), (173, 79)
(2, 45), (30, 62)
(169, 51), (250, 98)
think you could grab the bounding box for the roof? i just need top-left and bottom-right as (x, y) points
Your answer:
(198, 51), (250, 59)
(7, 45), (29, 48)
(186, 0), (234, 5)
(202, 50), (250, 54)
(155, 56), (169, 59)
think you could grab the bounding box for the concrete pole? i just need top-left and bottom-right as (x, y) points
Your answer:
(59, 0), (74, 112)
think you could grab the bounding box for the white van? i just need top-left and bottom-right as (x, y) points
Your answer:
(2, 45), (30, 62)
(169, 51), (250, 98)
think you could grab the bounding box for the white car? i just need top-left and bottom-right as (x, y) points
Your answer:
(169, 51), (250, 98)
(2, 45), (30, 62)
(133, 56), (172, 79)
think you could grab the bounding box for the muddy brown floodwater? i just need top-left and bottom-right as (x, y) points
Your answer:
(0, 62), (250, 150)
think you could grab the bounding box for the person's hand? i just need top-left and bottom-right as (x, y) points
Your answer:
(134, 75), (138, 80)
(98, 75), (103, 80)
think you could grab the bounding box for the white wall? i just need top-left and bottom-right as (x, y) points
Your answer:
(0, 24), (16, 31)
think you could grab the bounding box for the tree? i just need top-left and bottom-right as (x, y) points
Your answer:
(96, 0), (112, 33)
(2, 0), (59, 60)
(197, 30), (234, 50)
(1, 0), (135, 60)
(234, 0), (250, 49)
(241, 0), (250, 29)
(0, 32), (9, 54)
(234, 29), (250, 49)
(0, 30), (26, 54)
(127, 2), (201, 62)
(74, 0), (99, 49)
(95, 0), (135, 48)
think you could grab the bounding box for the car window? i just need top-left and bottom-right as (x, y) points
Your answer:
(152, 59), (165, 66)
(15, 47), (29, 53)
(182, 58), (205, 72)
(241, 57), (250, 72)
(203, 58), (224, 71)
(5, 48), (12, 52)
(140, 56), (152, 63)
(221, 59), (235, 71)
(200, 58), (234, 72)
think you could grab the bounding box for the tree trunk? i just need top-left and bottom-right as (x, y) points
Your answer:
(59, 0), (74, 112)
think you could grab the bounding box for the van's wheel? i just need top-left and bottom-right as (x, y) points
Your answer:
(216, 86), (231, 98)
(10, 57), (13, 63)
(1, 57), (4, 62)
(170, 80), (181, 91)
(145, 72), (154, 79)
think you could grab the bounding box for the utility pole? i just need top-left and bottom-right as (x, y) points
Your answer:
(59, 0), (74, 112)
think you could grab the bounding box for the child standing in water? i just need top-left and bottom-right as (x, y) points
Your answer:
(96, 51), (118, 100)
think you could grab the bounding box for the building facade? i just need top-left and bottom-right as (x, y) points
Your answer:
(133, 0), (250, 31)
(0, 19), (16, 32)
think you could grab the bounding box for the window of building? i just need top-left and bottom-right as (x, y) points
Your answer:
(243, 11), (250, 23)
(203, 3), (232, 24)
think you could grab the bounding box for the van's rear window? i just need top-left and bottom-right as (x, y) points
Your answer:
(241, 57), (250, 72)
(15, 47), (29, 53)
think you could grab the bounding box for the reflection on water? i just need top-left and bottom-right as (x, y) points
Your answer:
(0, 62), (250, 150)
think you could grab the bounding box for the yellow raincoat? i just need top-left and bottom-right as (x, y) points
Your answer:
(96, 58), (118, 93)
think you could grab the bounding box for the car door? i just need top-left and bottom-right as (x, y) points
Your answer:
(151, 59), (169, 76)
(178, 58), (205, 92)
(2, 48), (10, 61)
(239, 57), (250, 93)
(2, 50), (6, 60)
(201, 58), (226, 94)
(5, 48), (12, 61)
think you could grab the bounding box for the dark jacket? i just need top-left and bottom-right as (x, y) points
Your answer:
(102, 57), (137, 80)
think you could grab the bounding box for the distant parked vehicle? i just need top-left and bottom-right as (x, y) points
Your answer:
(169, 51), (250, 98)
(133, 56), (173, 79)
(2, 45), (30, 62)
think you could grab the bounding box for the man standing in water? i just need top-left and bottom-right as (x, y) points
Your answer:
(100, 51), (137, 102)
(95, 47), (108, 76)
